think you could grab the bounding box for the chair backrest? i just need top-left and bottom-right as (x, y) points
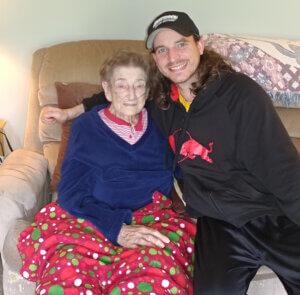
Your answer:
(23, 38), (300, 179)
(24, 40), (147, 154)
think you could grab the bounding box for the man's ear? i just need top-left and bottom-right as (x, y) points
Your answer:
(102, 81), (112, 102)
(152, 52), (158, 64)
(197, 38), (205, 55)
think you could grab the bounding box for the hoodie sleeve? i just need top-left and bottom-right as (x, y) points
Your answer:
(82, 92), (107, 112)
(231, 74), (300, 225)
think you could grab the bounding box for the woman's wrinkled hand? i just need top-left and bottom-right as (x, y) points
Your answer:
(117, 224), (170, 249)
(41, 106), (69, 124)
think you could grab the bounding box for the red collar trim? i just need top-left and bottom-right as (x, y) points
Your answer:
(170, 83), (179, 101)
(104, 106), (143, 131)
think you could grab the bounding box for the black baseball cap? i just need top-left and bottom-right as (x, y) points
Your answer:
(146, 11), (200, 50)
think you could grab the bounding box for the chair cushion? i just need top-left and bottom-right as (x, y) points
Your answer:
(275, 107), (300, 139)
(43, 141), (60, 177)
(49, 82), (102, 191)
(248, 266), (287, 294)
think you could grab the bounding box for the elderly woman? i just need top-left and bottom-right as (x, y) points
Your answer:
(18, 51), (196, 295)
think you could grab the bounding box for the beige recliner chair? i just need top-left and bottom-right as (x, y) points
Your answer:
(0, 38), (299, 295)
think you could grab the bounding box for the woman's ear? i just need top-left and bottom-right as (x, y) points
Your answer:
(102, 81), (112, 102)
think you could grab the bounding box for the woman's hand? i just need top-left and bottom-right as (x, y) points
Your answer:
(117, 224), (170, 249)
(41, 106), (69, 124)
(41, 104), (84, 124)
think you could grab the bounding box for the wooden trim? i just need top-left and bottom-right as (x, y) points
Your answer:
(0, 121), (6, 156)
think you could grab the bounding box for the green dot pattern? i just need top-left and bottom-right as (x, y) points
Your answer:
(18, 194), (196, 294)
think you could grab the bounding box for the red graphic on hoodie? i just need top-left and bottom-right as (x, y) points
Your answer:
(169, 129), (213, 164)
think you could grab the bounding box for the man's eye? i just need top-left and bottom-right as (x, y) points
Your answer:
(178, 42), (186, 48)
(157, 48), (167, 54)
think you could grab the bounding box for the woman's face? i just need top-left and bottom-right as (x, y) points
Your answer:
(103, 66), (148, 121)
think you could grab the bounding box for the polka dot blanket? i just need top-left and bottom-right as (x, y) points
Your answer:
(18, 192), (196, 295)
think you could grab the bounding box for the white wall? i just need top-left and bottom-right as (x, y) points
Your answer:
(0, 0), (299, 152)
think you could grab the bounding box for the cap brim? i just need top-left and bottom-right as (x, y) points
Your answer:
(146, 28), (166, 50)
(146, 26), (199, 50)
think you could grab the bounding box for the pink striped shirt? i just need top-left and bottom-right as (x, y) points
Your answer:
(98, 107), (148, 145)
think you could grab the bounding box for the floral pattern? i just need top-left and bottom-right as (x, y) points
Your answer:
(203, 34), (300, 107)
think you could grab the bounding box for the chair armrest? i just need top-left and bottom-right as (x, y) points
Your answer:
(2, 220), (36, 295)
(3, 219), (32, 272)
(0, 149), (49, 251)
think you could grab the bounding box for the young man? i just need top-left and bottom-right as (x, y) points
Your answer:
(43, 11), (300, 294)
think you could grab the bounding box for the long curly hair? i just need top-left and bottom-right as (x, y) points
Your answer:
(150, 36), (235, 109)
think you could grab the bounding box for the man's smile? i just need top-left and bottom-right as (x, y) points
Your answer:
(168, 61), (188, 72)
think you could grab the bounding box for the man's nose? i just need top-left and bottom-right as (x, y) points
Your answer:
(167, 48), (179, 62)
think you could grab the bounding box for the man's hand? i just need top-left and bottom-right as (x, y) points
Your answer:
(117, 224), (170, 249)
(41, 106), (69, 124)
